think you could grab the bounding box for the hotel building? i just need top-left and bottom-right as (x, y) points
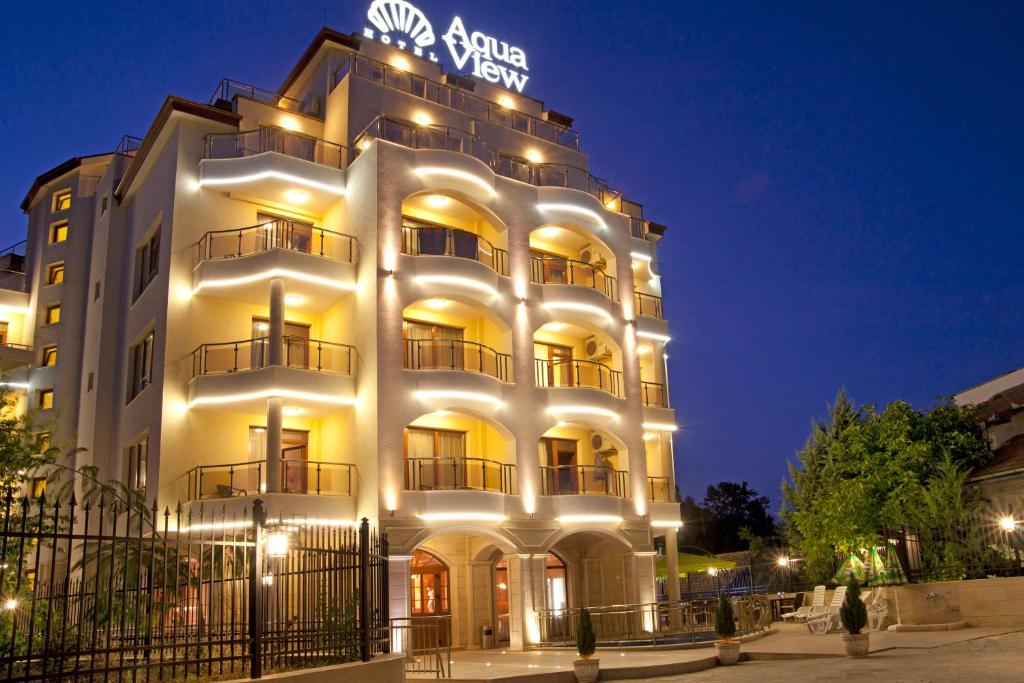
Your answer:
(4, 26), (680, 649)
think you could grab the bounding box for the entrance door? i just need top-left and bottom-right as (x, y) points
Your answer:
(542, 438), (578, 494)
(404, 319), (464, 371)
(252, 318), (311, 369)
(410, 550), (451, 648)
(494, 559), (510, 643)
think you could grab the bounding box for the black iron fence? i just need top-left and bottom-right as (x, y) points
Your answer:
(0, 495), (388, 680)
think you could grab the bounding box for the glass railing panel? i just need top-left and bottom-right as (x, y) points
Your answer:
(648, 477), (673, 502)
(541, 465), (628, 497)
(195, 221), (357, 265)
(634, 292), (663, 319)
(403, 339), (511, 382)
(192, 338), (268, 376)
(282, 337), (355, 375)
(404, 457), (514, 493)
(281, 461), (355, 496)
(641, 382), (667, 407)
(188, 461), (263, 500)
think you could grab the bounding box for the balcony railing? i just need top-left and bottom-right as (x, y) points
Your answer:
(205, 126), (346, 168)
(191, 337), (356, 377)
(210, 79), (303, 113)
(634, 292), (663, 319)
(541, 465), (628, 497)
(530, 256), (618, 301)
(338, 55), (580, 149)
(630, 217), (647, 240)
(402, 225), (508, 276)
(535, 359), (623, 397)
(194, 220), (357, 266)
(352, 116), (620, 206)
(648, 476), (673, 502)
(641, 382), (667, 408)
(404, 457), (515, 494)
(403, 338), (511, 382)
(186, 459), (355, 500)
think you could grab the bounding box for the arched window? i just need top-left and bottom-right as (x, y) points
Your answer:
(410, 550), (450, 616)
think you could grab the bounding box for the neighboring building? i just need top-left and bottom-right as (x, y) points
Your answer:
(3, 25), (679, 649)
(955, 367), (1024, 512)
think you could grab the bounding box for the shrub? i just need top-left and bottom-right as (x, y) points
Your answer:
(839, 577), (868, 635)
(714, 595), (736, 641)
(576, 608), (596, 658)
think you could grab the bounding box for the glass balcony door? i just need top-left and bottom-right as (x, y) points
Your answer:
(536, 342), (573, 387)
(543, 438), (578, 494)
(404, 319), (465, 371)
(251, 318), (311, 369)
(405, 427), (467, 490)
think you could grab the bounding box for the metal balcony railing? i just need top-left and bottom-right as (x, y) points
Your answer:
(404, 457), (515, 494)
(634, 291), (664, 319)
(205, 126), (346, 168)
(193, 220), (357, 266)
(641, 381), (667, 408)
(534, 358), (623, 397)
(338, 55), (580, 149)
(210, 79), (303, 113)
(530, 255), (618, 301)
(648, 476), (673, 502)
(630, 217), (647, 240)
(401, 225), (508, 276)
(186, 458), (355, 500)
(540, 464), (628, 497)
(191, 337), (356, 377)
(403, 338), (511, 382)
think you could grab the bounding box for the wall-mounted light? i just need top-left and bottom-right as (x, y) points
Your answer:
(525, 149), (543, 164)
(284, 294), (305, 306)
(642, 422), (678, 432)
(650, 521), (681, 529)
(637, 331), (671, 342)
(414, 167), (496, 197)
(284, 189), (309, 204)
(414, 112), (433, 127)
(1000, 516), (1017, 532)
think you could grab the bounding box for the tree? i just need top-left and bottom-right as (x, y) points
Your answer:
(701, 481), (776, 553)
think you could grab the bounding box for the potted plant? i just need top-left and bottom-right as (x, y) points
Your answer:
(573, 608), (599, 683)
(714, 595), (740, 665)
(839, 577), (869, 656)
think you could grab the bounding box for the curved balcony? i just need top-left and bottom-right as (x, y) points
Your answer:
(188, 337), (356, 416)
(648, 476), (673, 502)
(194, 220), (357, 265)
(404, 457), (515, 494)
(206, 127), (345, 167)
(634, 292), (663, 320)
(401, 225), (508, 276)
(541, 465), (629, 497)
(403, 338), (511, 382)
(531, 256), (617, 301)
(535, 358), (623, 397)
(641, 382), (667, 408)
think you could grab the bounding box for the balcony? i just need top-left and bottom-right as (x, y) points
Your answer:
(404, 338), (511, 382)
(200, 127), (346, 214)
(339, 55), (580, 149)
(209, 79), (309, 116)
(531, 255), (618, 301)
(648, 476), (674, 502)
(641, 382), (667, 408)
(634, 292), (663, 320)
(402, 225), (508, 276)
(541, 465), (629, 497)
(404, 457), (515, 494)
(186, 459), (355, 499)
(535, 358), (623, 397)
(188, 337), (356, 416)
(0, 342), (32, 372)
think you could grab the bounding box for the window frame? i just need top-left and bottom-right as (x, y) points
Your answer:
(45, 261), (65, 286)
(44, 303), (61, 325)
(134, 227), (161, 300)
(126, 330), (155, 403)
(38, 389), (54, 410)
(51, 189), (72, 213)
(40, 345), (57, 367)
(48, 220), (68, 244)
(125, 436), (148, 493)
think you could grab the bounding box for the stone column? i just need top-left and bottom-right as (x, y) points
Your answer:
(266, 398), (283, 493)
(388, 556), (412, 652)
(664, 529), (682, 628)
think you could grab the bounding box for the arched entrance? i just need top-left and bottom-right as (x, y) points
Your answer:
(410, 549), (451, 647)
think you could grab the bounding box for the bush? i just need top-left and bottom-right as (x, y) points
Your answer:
(714, 595), (736, 641)
(839, 577), (867, 635)
(576, 608), (596, 658)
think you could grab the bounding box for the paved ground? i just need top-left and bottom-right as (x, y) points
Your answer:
(648, 630), (1024, 683)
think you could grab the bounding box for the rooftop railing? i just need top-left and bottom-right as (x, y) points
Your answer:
(535, 358), (623, 397)
(403, 338), (512, 382)
(634, 292), (664, 319)
(116, 135), (144, 157)
(210, 79), (303, 113)
(191, 337), (356, 377)
(337, 55), (580, 150)
(193, 219), (357, 266)
(530, 255), (618, 301)
(540, 464), (628, 497)
(401, 225), (509, 276)
(404, 456), (515, 494)
(205, 126), (346, 168)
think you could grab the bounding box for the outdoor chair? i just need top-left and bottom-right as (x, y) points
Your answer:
(805, 585), (848, 634)
(782, 585), (826, 622)
(866, 589), (889, 631)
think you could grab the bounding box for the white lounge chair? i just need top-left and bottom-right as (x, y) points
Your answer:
(806, 585), (848, 634)
(781, 585), (826, 622)
(866, 589), (889, 631)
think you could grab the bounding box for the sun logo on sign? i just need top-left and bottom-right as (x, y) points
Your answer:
(364, 0), (439, 60)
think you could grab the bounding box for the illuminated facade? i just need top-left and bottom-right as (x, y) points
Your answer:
(7, 26), (679, 649)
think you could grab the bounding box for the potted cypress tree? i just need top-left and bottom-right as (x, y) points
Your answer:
(840, 577), (869, 656)
(714, 595), (740, 665)
(573, 608), (599, 683)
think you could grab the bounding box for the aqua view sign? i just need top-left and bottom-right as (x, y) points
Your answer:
(363, 0), (530, 93)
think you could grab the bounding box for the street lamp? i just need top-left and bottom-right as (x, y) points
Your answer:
(1000, 517), (1017, 533)
(776, 556), (790, 567)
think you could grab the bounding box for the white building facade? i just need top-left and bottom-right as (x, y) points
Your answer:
(5, 25), (680, 649)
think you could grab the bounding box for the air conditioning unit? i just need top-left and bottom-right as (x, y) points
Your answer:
(580, 245), (607, 270)
(585, 337), (612, 361)
(590, 432), (619, 460)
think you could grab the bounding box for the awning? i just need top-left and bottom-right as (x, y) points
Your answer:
(655, 552), (737, 578)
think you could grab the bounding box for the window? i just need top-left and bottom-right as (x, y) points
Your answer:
(404, 427), (467, 490)
(125, 437), (148, 492)
(44, 304), (61, 325)
(52, 190), (72, 213)
(127, 330), (154, 402)
(40, 346), (57, 367)
(35, 432), (51, 454)
(31, 477), (46, 499)
(135, 227), (160, 298)
(46, 262), (64, 285)
(38, 389), (53, 410)
(87, 372), (94, 391)
(0, 322), (7, 346)
(94, 281), (101, 301)
(49, 221), (68, 244)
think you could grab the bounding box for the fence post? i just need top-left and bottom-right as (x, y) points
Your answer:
(359, 517), (371, 662)
(249, 500), (266, 679)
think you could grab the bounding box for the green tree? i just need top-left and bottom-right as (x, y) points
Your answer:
(700, 481), (776, 553)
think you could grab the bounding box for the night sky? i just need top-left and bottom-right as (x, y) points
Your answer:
(1, 2), (1021, 510)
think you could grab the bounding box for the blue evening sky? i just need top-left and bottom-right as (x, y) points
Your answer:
(1, 1), (1021, 509)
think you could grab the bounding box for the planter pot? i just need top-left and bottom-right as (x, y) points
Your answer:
(574, 657), (600, 683)
(842, 633), (870, 657)
(715, 641), (740, 666)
